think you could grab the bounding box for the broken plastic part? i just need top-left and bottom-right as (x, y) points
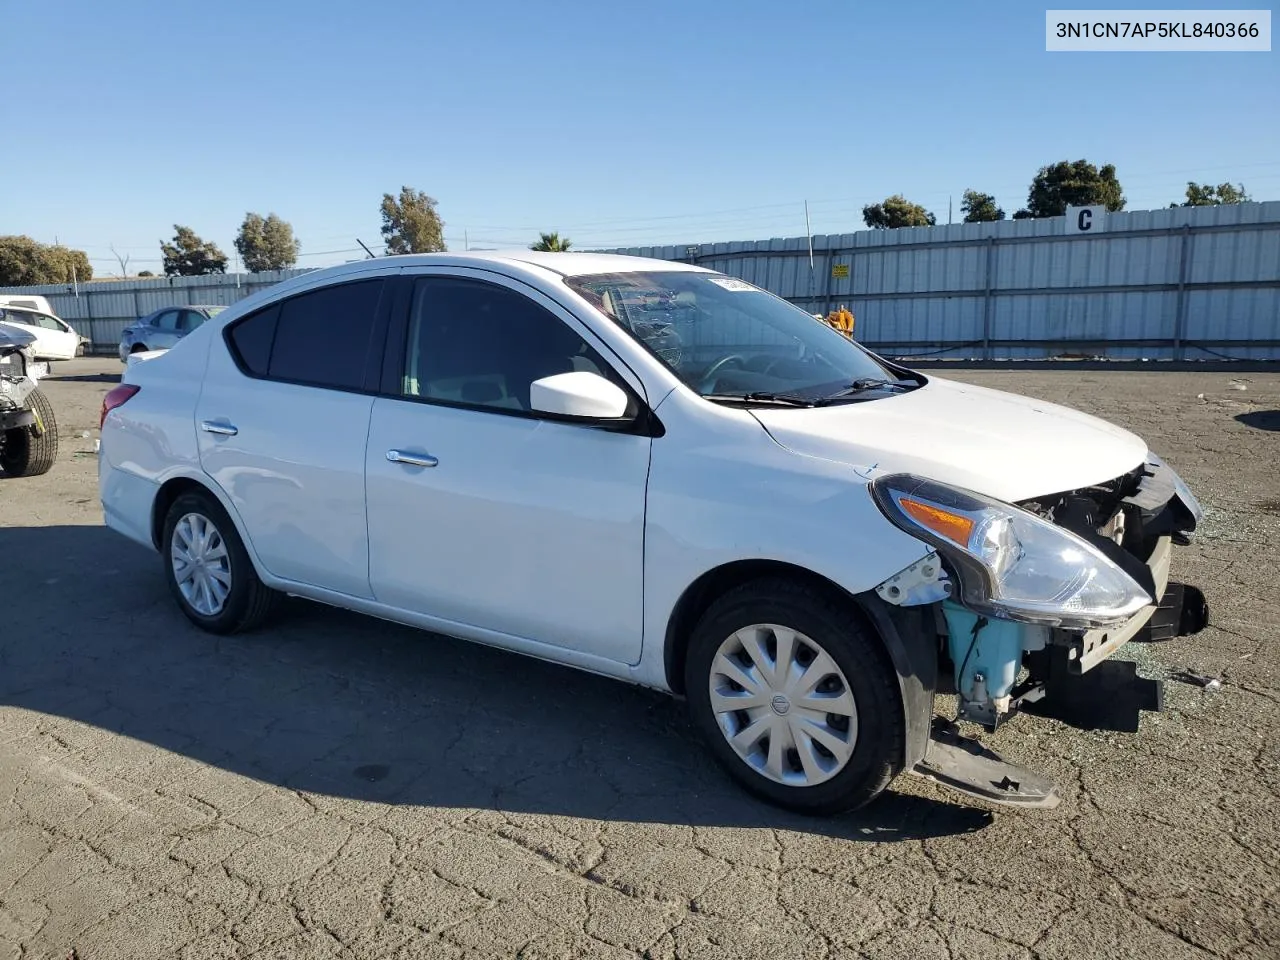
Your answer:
(873, 551), (953, 606)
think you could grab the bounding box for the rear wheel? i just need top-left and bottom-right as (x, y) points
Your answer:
(684, 577), (905, 814)
(0, 388), (59, 478)
(162, 490), (280, 634)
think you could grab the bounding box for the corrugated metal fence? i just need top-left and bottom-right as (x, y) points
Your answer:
(3, 202), (1278, 361)
(602, 201), (1280, 361)
(0, 268), (318, 353)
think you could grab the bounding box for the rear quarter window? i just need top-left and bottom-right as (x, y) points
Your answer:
(226, 304), (279, 376)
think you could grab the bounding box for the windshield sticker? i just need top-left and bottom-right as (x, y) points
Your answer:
(706, 277), (756, 292)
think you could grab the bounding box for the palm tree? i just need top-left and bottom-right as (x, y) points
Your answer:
(530, 231), (571, 252)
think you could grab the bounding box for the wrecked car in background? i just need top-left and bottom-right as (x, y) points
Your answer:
(98, 252), (1209, 814)
(0, 323), (59, 477)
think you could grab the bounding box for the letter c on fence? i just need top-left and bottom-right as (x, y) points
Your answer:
(1078, 209), (1093, 231)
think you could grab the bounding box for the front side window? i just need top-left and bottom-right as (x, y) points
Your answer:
(403, 277), (616, 413)
(566, 271), (908, 404)
(178, 310), (206, 332)
(154, 310), (180, 332)
(35, 313), (63, 330)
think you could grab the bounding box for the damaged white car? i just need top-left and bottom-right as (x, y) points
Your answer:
(0, 323), (59, 477)
(98, 253), (1207, 813)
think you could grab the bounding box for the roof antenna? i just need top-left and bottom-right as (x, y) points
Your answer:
(356, 238), (377, 259)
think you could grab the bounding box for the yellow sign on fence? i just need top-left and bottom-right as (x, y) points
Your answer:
(831, 263), (849, 279)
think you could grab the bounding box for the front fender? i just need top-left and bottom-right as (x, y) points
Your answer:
(635, 398), (931, 690)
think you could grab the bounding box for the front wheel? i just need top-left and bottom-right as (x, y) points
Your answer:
(162, 491), (280, 634)
(0, 388), (59, 478)
(684, 577), (905, 815)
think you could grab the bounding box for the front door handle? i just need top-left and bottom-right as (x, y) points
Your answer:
(201, 419), (238, 437)
(387, 449), (438, 468)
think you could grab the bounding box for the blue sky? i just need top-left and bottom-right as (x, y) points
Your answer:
(3, 0), (1276, 272)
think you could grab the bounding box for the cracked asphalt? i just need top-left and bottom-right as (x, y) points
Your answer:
(1, 358), (1278, 960)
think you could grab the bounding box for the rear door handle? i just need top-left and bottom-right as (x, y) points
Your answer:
(201, 419), (238, 437)
(387, 449), (438, 468)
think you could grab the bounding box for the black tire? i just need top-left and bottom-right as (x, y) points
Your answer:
(131, 343), (148, 354)
(161, 490), (280, 634)
(684, 576), (905, 815)
(0, 388), (59, 478)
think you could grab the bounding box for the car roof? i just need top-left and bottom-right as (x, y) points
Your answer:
(310, 251), (710, 283)
(143, 304), (222, 316)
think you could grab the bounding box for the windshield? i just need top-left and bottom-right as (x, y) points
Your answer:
(565, 271), (903, 402)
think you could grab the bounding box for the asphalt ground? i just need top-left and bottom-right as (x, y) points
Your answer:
(1, 358), (1277, 959)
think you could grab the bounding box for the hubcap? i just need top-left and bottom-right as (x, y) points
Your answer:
(171, 512), (231, 616)
(709, 623), (858, 787)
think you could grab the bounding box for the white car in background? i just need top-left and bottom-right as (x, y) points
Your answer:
(97, 252), (1208, 814)
(0, 305), (88, 361)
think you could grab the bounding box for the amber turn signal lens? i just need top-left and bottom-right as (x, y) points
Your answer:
(899, 497), (975, 547)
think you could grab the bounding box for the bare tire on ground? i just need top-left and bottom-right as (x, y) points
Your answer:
(684, 576), (905, 815)
(0, 388), (59, 478)
(162, 490), (281, 634)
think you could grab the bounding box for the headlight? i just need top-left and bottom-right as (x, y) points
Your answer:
(871, 474), (1152, 629)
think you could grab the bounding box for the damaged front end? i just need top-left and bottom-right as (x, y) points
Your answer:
(869, 455), (1208, 808)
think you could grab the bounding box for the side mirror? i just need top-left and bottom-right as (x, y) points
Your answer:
(530, 371), (630, 420)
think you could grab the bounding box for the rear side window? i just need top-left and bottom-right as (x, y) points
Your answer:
(227, 304), (279, 376)
(224, 279), (384, 390)
(269, 280), (383, 389)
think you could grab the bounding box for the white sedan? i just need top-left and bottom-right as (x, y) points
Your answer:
(98, 252), (1207, 813)
(0, 305), (88, 361)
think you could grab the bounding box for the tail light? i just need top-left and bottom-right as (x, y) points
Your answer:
(100, 384), (140, 429)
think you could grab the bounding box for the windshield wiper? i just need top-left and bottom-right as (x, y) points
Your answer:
(703, 391), (817, 407)
(816, 378), (916, 402)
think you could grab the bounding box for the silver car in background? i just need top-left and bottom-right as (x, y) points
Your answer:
(118, 304), (227, 362)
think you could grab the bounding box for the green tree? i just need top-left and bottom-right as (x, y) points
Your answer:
(1015, 160), (1125, 219)
(961, 189), (1005, 223)
(234, 212), (300, 272)
(0, 235), (93, 285)
(380, 186), (446, 254)
(1174, 182), (1251, 207)
(862, 195), (936, 229)
(160, 225), (228, 276)
(530, 231), (572, 252)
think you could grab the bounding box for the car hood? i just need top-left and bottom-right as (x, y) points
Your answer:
(752, 376), (1148, 503)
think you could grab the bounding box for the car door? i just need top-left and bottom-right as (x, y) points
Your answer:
(195, 275), (394, 598)
(177, 309), (209, 341)
(148, 310), (181, 350)
(32, 313), (79, 359)
(364, 271), (651, 665)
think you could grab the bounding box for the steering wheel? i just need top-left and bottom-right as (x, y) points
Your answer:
(698, 355), (748, 393)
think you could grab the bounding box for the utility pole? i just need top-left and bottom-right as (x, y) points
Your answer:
(948, 196), (953, 225)
(804, 200), (814, 270)
(465, 229), (470, 251)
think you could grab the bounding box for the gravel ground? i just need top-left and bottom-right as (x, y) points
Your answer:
(1, 359), (1278, 960)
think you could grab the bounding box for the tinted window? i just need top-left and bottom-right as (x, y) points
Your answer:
(227, 304), (279, 376)
(404, 278), (614, 412)
(178, 310), (206, 332)
(154, 310), (180, 331)
(267, 279), (383, 390)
